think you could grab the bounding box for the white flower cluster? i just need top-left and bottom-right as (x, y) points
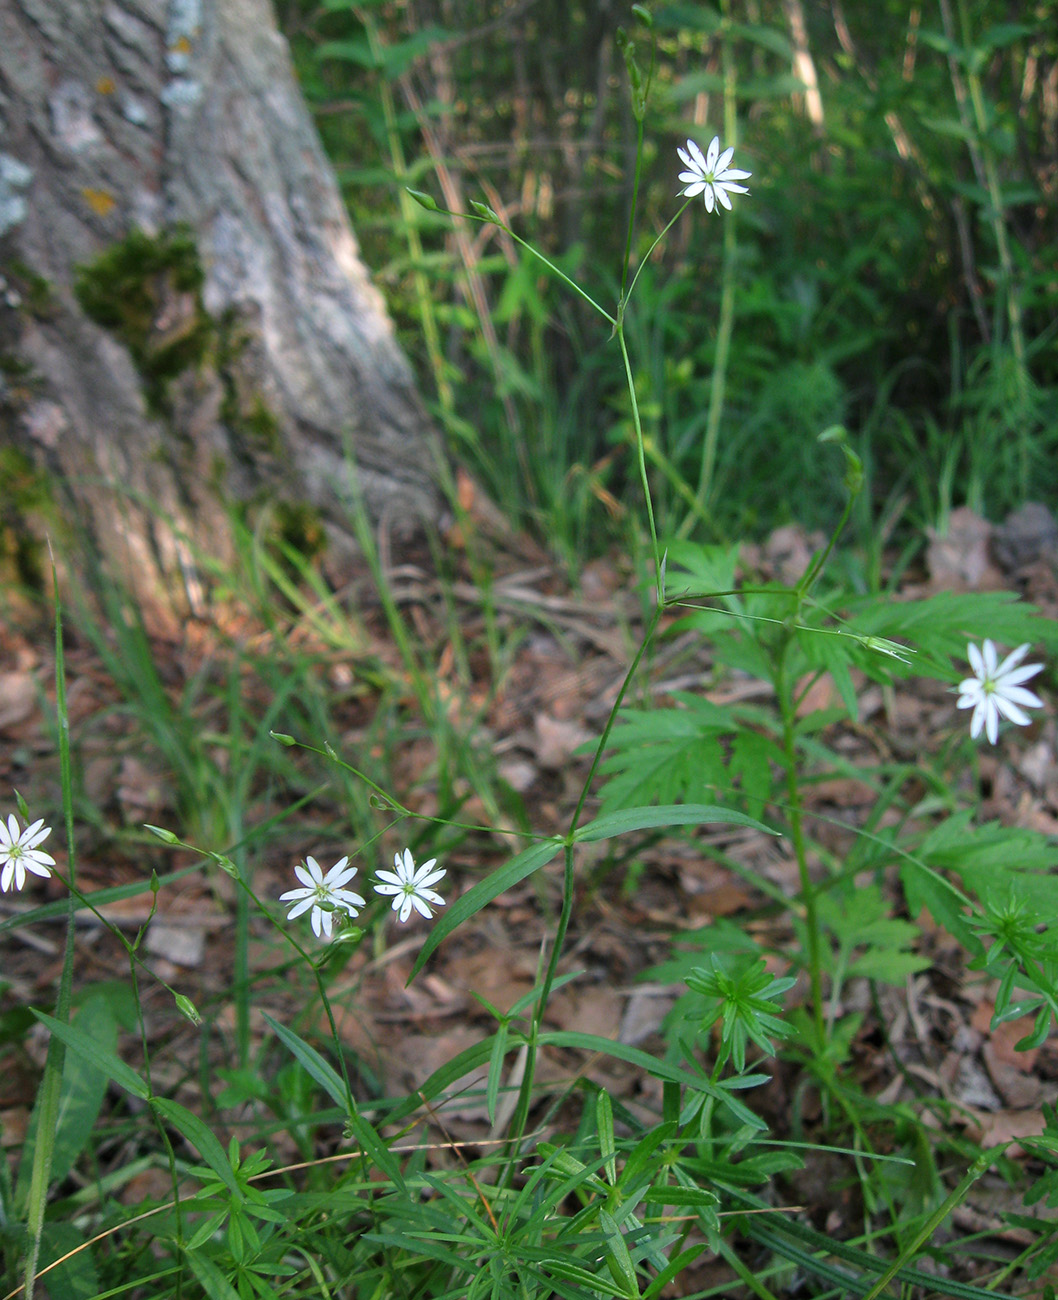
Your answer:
(281, 847), (446, 939)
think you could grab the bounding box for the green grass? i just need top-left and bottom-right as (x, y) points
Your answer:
(279, 0), (1056, 557)
(5, 2), (1058, 1297)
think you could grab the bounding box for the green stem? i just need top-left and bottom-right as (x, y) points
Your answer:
(775, 652), (826, 1054)
(505, 603), (665, 1154)
(689, 13), (740, 530)
(362, 10), (455, 418)
(619, 113), (646, 299)
(859, 1146), (998, 1300)
(22, 581), (79, 1300)
(623, 201), (693, 310)
(498, 224), (614, 324)
(797, 478), (854, 599)
(955, 0), (1027, 389)
(617, 325), (662, 594)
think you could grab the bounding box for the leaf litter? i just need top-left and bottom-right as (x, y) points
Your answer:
(1, 505), (1058, 1291)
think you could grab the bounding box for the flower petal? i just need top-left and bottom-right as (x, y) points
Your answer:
(704, 136), (720, 169)
(415, 868), (446, 891)
(994, 643), (1031, 677)
(685, 138), (708, 173)
(999, 685), (1044, 710)
(993, 696), (1033, 727)
(999, 662), (1043, 688)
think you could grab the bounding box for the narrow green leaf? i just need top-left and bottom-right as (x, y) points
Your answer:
(32, 1011), (148, 1100)
(383, 1034), (499, 1126)
(315, 38), (378, 67)
(263, 1013), (348, 1108)
(992, 998), (1043, 1027)
(153, 1098), (240, 1197)
(1016, 1004), (1051, 1051)
(642, 1244), (709, 1299)
(49, 996), (117, 1186)
(541, 1032), (765, 1129)
(620, 1122), (676, 1192)
(546, 1256), (636, 1296)
(486, 1020), (508, 1128)
(265, 1016), (406, 1189)
(183, 1247), (242, 1300)
(600, 1208), (639, 1297)
(574, 804), (775, 842)
(345, 1106), (407, 1193)
(259, 1024), (402, 1190)
(597, 1089), (617, 1186)
(663, 1082), (680, 1125)
(643, 1186), (719, 1207)
(409, 838), (562, 981)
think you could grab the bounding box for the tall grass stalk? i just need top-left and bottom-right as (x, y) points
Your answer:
(20, 572), (78, 1300)
(692, 6), (741, 530)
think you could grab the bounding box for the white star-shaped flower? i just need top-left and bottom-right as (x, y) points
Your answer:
(956, 640), (1044, 745)
(677, 136), (751, 212)
(0, 814), (55, 893)
(280, 855), (365, 939)
(374, 848), (446, 923)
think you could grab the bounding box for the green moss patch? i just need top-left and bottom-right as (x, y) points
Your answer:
(74, 227), (211, 413)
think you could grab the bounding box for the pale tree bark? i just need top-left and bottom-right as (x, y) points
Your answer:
(781, 0), (824, 132)
(0, 0), (444, 631)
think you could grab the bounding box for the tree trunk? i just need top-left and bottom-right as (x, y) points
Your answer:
(0, 0), (444, 632)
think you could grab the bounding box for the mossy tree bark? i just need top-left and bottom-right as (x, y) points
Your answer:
(0, 0), (444, 631)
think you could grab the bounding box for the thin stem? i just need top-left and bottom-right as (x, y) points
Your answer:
(691, 210), (736, 528)
(798, 479), (854, 598)
(859, 1146), (997, 1300)
(22, 580), (79, 1300)
(623, 201), (693, 310)
(492, 222), (615, 324)
(620, 113), (646, 299)
(361, 9), (455, 417)
(953, 0), (1028, 386)
(690, 14), (740, 528)
(506, 602), (665, 1157)
(570, 601), (664, 837)
(617, 325), (662, 592)
(775, 652), (826, 1054)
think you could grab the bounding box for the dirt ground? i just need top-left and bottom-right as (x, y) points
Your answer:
(3, 500), (1058, 1292)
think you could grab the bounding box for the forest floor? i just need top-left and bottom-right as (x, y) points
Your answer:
(3, 501), (1058, 1294)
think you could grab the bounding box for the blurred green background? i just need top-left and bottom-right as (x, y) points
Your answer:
(276, 0), (1057, 563)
